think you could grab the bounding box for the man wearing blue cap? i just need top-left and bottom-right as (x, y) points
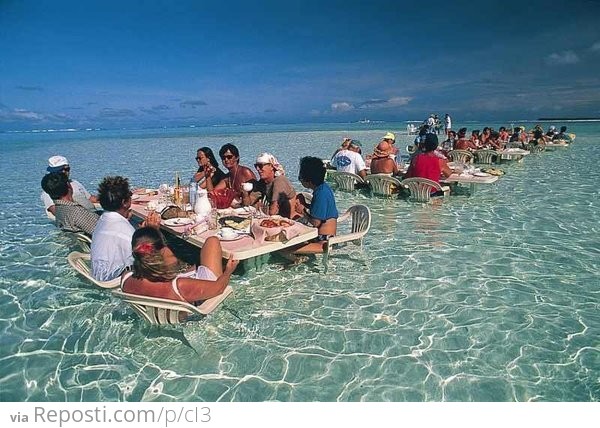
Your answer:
(330, 139), (367, 179)
(41, 155), (97, 216)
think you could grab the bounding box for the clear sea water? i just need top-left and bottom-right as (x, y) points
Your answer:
(0, 121), (598, 402)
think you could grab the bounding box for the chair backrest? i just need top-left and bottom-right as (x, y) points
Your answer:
(401, 177), (443, 203)
(112, 290), (203, 324)
(447, 150), (474, 163)
(111, 286), (233, 325)
(474, 149), (497, 164)
(329, 171), (364, 191)
(367, 174), (402, 196)
(529, 144), (546, 153)
(72, 232), (92, 253)
(329, 204), (371, 246)
(67, 251), (120, 289)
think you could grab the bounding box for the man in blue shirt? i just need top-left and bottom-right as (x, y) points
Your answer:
(293, 156), (338, 254)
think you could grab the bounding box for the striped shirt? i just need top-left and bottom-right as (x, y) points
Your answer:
(54, 200), (99, 236)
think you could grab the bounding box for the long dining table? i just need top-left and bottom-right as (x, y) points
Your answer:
(129, 192), (318, 271)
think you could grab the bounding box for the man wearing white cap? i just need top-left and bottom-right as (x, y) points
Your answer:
(41, 155), (97, 216)
(331, 139), (367, 178)
(242, 153), (296, 218)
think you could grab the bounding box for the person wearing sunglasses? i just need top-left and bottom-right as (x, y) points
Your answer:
(191, 147), (226, 189)
(41, 155), (98, 216)
(206, 144), (256, 202)
(241, 153), (296, 218)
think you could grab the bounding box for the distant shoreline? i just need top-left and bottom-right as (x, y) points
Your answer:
(537, 118), (600, 121)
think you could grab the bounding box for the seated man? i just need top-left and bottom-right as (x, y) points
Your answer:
(293, 156), (338, 254)
(91, 176), (160, 281)
(241, 153), (296, 218)
(330, 139), (367, 179)
(41, 155), (97, 216)
(41, 172), (99, 236)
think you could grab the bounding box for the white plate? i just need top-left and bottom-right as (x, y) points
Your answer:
(163, 217), (194, 226)
(473, 172), (490, 177)
(216, 230), (244, 241)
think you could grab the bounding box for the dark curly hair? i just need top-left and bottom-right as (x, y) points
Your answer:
(298, 156), (326, 186)
(41, 172), (69, 200)
(98, 176), (131, 211)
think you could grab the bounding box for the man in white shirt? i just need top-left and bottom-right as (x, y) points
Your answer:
(41, 155), (97, 215)
(91, 176), (160, 281)
(331, 139), (367, 178)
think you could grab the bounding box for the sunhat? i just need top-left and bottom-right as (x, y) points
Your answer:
(382, 132), (396, 141)
(255, 153), (285, 176)
(47, 155), (69, 172)
(373, 141), (392, 158)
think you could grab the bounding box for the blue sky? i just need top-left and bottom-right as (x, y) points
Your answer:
(1, 0), (599, 130)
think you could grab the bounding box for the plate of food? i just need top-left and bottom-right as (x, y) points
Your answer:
(163, 217), (194, 227)
(219, 216), (252, 231)
(259, 217), (294, 228)
(216, 228), (244, 241)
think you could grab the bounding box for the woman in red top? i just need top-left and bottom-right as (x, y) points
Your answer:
(405, 134), (454, 193)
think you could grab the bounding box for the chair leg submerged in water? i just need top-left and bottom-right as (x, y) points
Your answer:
(322, 204), (372, 272)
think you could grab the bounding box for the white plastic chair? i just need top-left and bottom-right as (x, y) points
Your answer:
(328, 171), (365, 191)
(401, 178), (448, 203)
(71, 232), (92, 253)
(67, 251), (120, 289)
(474, 149), (498, 165)
(323, 204), (371, 271)
(112, 287), (233, 325)
(367, 174), (403, 197)
(447, 150), (474, 163)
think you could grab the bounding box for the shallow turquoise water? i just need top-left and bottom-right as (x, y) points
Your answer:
(0, 122), (598, 401)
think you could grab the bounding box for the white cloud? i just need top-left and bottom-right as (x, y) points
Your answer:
(309, 109), (321, 116)
(546, 50), (580, 65)
(331, 102), (354, 112)
(386, 96), (413, 106)
(357, 96), (413, 109)
(591, 41), (600, 51)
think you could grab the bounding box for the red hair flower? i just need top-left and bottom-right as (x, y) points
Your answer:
(134, 242), (154, 256)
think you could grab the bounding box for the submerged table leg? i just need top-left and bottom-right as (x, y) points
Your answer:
(241, 253), (271, 273)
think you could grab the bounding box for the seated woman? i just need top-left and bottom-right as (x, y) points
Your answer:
(404, 134), (454, 195)
(454, 128), (478, 151)
(369, 141), (399, 176)
(241, 153), (296, 218)
(121, 228), (238, 303)
(192, 147), (226, 189)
